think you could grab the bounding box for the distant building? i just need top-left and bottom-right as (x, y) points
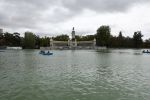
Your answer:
(47, 27), (96, 50)
(0, 29), (3, 34)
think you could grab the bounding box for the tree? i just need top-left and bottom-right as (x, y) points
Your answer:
(13, 32), (21, 46)
(109, 36), (118, 48)
(124, 36), (133, 48)
(40, 37), (50, 47)
(76, 35), (95, 41)
(117, 31), (124, 47)
(35, 35), (40, 49)
(0, 33), (4, 46)
(144, 39), (150, 48)
(24, 32), (36, 49)
(53, 34), (69, 41)
(75, 35), (82, 41)
(96, 25), (111, 47)
(133, 31), (143, 48)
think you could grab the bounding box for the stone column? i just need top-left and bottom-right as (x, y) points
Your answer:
(50, 38), (53, 49)
(93, 38), (96, 47)
(68, 40), (70, 46)
(72, 27), (75, 40)
(75, 39), (77, 47)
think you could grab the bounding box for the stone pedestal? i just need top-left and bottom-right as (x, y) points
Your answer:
(50, 38), (53, 49)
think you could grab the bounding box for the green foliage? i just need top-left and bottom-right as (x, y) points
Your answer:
(53, 34), (69, 41)
(108, 31), (144, 48)
(133, 31), (143, 48)
(0, 26), (149, 49)
(76, 35), (95, 41)
(109, 33), (134, 48)
(13, 32), (21, 46)
(95, 26), (144, 48)
(144, 39), (150, 48)
(0, 33), (4, 46)
(118, 31), (124, 47)
(0, 32), (21, 46)
(96, 25), (111, 46)
(40, 37), (50, 47)
(24, 32), (36, 49)
(35, 35), (40, 49)
(4, 32), (13, 46)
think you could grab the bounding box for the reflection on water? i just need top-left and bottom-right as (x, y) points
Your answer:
(0, 49), (150, 100)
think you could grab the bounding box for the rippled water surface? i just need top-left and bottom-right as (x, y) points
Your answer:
(0, 49), (150, 100)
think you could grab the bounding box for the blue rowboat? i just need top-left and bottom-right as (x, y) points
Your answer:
(39, 50), (53, 55)
(42, 52), (53, 55)
(143, 51), (150, 53)
(142, 50), (150, 53)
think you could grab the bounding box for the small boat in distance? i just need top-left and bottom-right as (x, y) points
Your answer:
(39, 50), (53, 55)
(39, 50), (45, 54)
(142, 50), (150, 53)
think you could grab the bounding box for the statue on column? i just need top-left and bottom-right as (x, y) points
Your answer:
(71, 27), (77, 48)
(73, 27), (74, 31)
(72, 27), (75, 41)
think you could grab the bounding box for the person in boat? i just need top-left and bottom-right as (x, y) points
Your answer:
(143, 50), (145, 53)
(47, 51), (50, 54)
(40, 50), (45, 54)
(143, 50), (150, 53)
(147, 50), (149, 52)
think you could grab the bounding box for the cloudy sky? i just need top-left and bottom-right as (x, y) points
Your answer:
(0, 0), (150, 39)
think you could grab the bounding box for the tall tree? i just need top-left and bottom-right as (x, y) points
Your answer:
(0, 33), (4, 46)
(117, 31), (124, 47)
(40, 37), (50, 47)
(35, 35), (40, 49)
(13, 32), (21, 46)
(24, 32), (36, 49)
(96, 25), (111, 47)
(133, 31), (143, 48)
(4, 32), (14, 46)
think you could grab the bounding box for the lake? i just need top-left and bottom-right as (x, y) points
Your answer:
(0, 49), (150, 100)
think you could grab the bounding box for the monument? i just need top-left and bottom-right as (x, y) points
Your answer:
(70, 27), (77, 48)
(41, 27), (96, 50)
(72, 27), (75, 40)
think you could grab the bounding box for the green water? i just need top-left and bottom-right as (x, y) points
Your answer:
(0, 49), (150, 100)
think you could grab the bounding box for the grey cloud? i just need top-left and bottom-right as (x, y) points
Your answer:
(62, 0), (150, 13)
(0, 0), (150, 33)
(0, 0), (61, 29)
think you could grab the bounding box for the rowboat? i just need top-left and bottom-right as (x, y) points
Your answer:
(39, 50), (53, 55)
(142, 50), (150, 53)
(42, 52), (53, 55)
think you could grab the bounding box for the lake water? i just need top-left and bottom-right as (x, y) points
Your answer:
(0, 49), (150, 100)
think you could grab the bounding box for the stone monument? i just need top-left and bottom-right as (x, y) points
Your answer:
(70, 27), (77, 48)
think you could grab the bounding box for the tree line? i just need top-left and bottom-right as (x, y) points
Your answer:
(96, 25), (150, 48)
(0, 25), (150, 49)
(0, 32), (96, 49)
(0, 32), (49, 49)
